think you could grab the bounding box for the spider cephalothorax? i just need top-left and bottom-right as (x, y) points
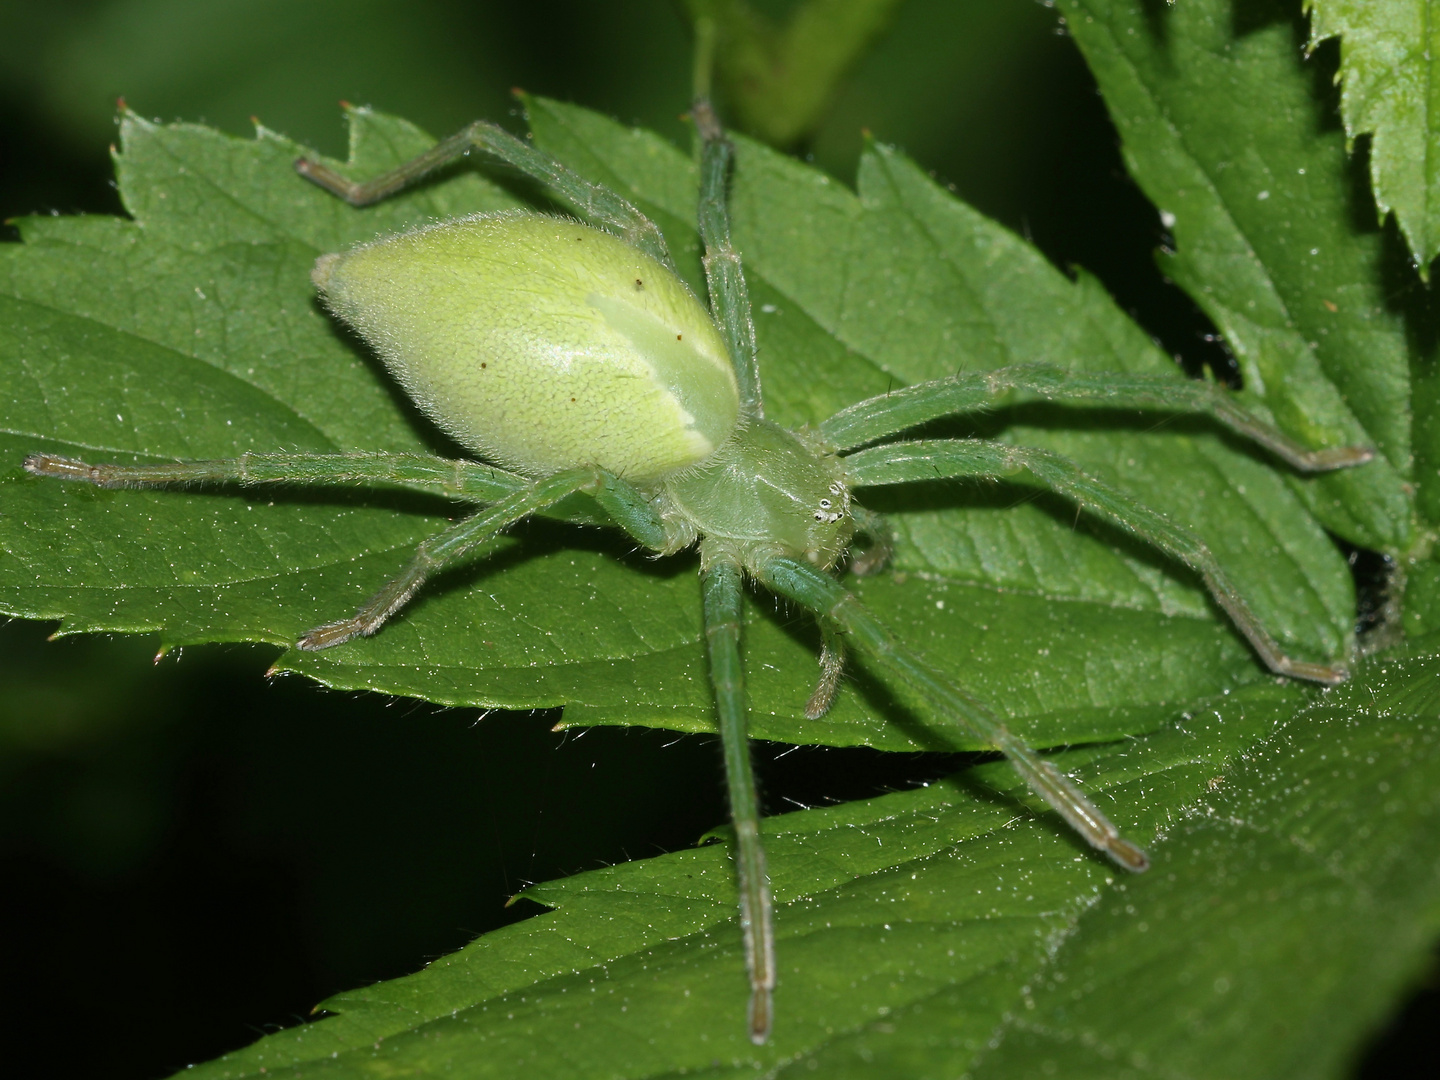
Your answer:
(23, 98), (1370, 1044)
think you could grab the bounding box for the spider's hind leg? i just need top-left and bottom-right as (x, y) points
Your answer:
(700, 551), (776, 1045)
(295, 113), (675, 272)
(298, 466), (670, 650)
(23, 450), (527, 501)
(843, 438), (1350, 684)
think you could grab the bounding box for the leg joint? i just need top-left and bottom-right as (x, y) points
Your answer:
(704, 617), (743, 640)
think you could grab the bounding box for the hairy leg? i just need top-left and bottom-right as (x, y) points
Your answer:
(804, 620), (847, 720)
(820, 363), (1373, 472)
(757, 556), (1149, 873)
(693, 100), (762, 418)
(25, 450), (527, 503)
(289, 466), (669, 649)
(295, 115), (675, 273)
(700, 552), (776, 1044)
(843, 437), (1347, 684)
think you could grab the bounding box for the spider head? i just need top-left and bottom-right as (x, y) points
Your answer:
(802, 480), (854, 567)
(662, 419), (854, 572)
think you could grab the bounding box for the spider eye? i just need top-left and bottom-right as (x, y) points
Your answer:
(813, 495), (843, 524)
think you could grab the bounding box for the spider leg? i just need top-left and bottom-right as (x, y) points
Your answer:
(694, 100), (762, 418)
(297, 467), (669, 650)
(700, 551), (775, 1045)
(294, 117), (675, 273)
(690, 101), (774, 1040)
(24, 450), (528, 503)
(843, 438), (1349, 684)
(805, 620), (847, 720)
(820, 363), (1374, 472)
(756, 556), (1149, 873)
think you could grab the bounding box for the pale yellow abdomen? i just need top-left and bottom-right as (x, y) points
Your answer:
(313, 212), (740, 484)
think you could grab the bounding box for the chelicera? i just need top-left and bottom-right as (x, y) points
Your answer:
(24, 99), (1370, 1043)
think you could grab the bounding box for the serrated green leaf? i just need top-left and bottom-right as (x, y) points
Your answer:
(0, 97), (1357, 759)
(170, 649), (1440, 1078)
(1062, 0), (1415, 552)
(0, 58), (1420, 1074)
(1306, 0), (1440, 273)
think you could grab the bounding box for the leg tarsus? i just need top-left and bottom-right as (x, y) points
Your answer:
(296, 565), (430, 651)
(1279, 659), (1348, 685)
(25, 453), (118, 486)
(1004, 741), (1150, 872)
(296, 618), (363, 651)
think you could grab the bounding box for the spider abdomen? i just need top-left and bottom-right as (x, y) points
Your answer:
(312, 210), (740, 484)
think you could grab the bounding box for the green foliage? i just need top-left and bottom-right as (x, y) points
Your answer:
(1306, 0), (1440, 274)
(1, 0), (1438, 1075)
(173, 653), (1440, 1078)
(0, 97), (1352, 744)
(1063, 0), (1413, 551)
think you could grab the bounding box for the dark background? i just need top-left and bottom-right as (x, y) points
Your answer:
(0, 1), (1431, 1076)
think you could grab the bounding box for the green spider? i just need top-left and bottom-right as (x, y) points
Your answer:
(24, 100), (1369, 1044)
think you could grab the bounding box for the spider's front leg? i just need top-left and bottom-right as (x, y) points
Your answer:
(843, 438), (1350, 684)
(820, 363), (1374, 473)
(755, 556), (1150, 873)
(700, 550), (776, 1045)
